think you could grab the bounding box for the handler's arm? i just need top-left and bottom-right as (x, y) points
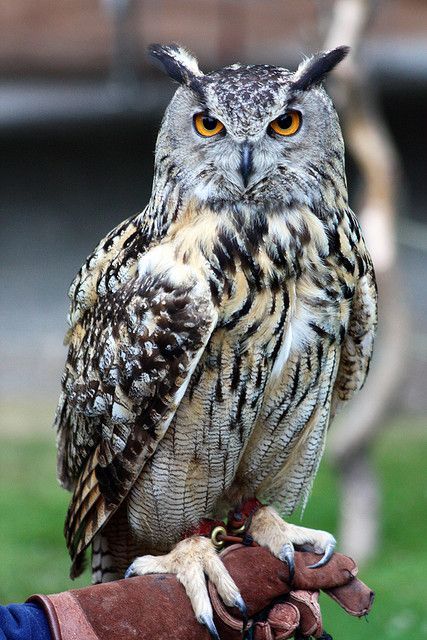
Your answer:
(0, 603), (51, 640)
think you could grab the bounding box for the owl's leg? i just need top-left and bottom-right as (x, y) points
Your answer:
(125, 535), (247, 640)
(247, 505), (336, 578)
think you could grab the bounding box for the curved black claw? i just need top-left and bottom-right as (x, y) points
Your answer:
(124, 563), (135, 579)
(308, 541), (336, 569)
(319, 631), (333, 640)
(234, 594), (248, 619)
(234, 594), (248, 633)
(199, 613), (220, 640)
(278, 542), (295, 581)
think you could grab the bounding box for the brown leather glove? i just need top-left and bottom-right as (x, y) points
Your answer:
(210, 545), (374, 639)
(28, 545), (373, 640)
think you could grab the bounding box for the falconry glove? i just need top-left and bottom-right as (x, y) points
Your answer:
(28, 545), (373, 640)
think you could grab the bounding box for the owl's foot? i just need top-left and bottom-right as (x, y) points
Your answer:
(248, 505), (336, 579)
(125, 535), (247, 640)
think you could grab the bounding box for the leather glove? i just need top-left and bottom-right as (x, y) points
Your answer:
(28, 544), (373, 640)
(210, 545), (373, 639)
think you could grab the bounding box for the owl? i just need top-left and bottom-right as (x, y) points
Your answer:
(55, 44), (377, 637)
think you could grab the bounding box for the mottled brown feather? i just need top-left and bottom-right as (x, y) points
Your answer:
(56, 236), (217, 573)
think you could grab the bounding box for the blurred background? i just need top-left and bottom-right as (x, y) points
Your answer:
(0, 0), (426, 637)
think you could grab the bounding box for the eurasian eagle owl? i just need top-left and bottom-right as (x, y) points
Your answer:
(55, 44), (377, 636)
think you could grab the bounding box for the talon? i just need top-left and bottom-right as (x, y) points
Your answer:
(279, 542), (295, 581)
(319, 631), (333, 640)
(234, 593), (248, 633)
(124, 563), (135, 579)
(199, 613), (220, 640)
(308, 541), (336, 569)
(234, 594), (248, 618)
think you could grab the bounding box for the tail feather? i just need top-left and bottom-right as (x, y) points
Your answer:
(91, 503), (147, 583)
(91, 533), (121, 583)
(65, 447), (118, 578)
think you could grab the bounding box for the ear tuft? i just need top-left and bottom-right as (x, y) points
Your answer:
(292, 46), (350, 91)
(148, 43), (203, 85)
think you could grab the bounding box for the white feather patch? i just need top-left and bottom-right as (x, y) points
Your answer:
(271, 325), (293, 380)
(292, 54), (314, 83)
(170, 46), (202, 78)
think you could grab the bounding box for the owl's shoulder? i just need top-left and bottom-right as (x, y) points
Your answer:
(66, 208), (154, 335)
(325, 207), (374, 282)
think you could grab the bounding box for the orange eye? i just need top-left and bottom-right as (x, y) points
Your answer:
(193, 113), (225, 137)
(269, 110), (301, 136)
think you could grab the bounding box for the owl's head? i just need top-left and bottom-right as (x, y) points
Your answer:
(150, 44), (349, 210)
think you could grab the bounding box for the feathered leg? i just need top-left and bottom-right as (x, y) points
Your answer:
(248, 505), (336, 578)
(125, 530), (247, 640)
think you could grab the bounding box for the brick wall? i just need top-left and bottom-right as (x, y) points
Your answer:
(0, 0), (426, 76)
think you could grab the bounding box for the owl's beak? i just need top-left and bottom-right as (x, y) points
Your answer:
(240, 141), (253, 189)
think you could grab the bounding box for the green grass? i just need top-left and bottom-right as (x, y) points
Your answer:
(296, 416), (427, 639)
(0, 416), (426, 638)
(0, 438), (89, 602)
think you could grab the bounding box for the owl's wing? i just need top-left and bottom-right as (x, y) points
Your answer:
(330, 215), (378, 415)
(66, 208), (152, 329)
(56, 243), (217, 577)
(58, 208), (153, 482)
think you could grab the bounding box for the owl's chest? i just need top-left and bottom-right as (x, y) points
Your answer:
(186, 245), (346, 424)
(128, 256), (346, 545)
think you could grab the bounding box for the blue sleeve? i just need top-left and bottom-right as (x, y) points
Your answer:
(0, 603), (52, 640)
